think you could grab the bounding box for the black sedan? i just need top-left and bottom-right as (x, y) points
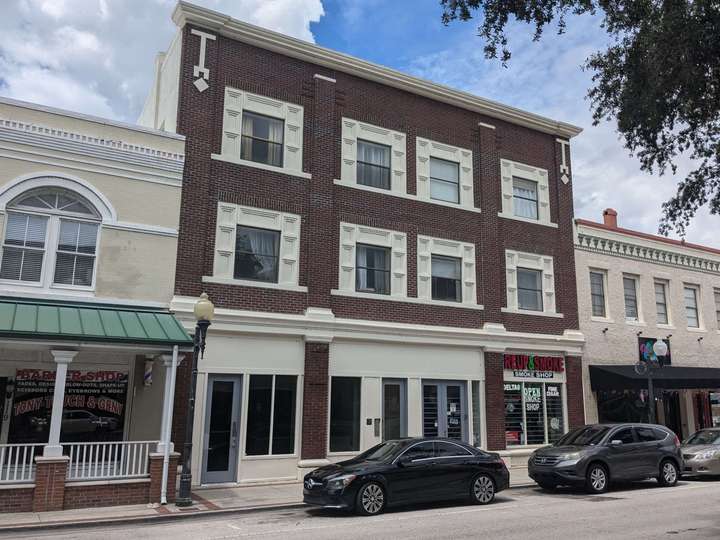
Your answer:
(303, 438), (509, 515)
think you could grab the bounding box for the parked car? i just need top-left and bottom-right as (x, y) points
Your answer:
(303, 438), (509, 515)
(528, 423), (682, 494)
(682, 428), (720, 477)
(61, 410), (119, 435)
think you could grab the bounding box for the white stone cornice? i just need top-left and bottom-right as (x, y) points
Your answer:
(170, 296), (585, 355)
(576, 231), (720, 276)
(172, 1), (582, 139)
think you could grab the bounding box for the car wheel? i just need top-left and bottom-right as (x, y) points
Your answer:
(658, 460), (678, 487)
(585, 463), (609, 494)
(355, 482), (386, 516)
(471, 474), (496, 505)
(536, 481), (557, 491)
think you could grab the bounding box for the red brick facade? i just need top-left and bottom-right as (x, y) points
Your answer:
(171, 21), (584, 458)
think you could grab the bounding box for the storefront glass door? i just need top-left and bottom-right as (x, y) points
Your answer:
(422, 381), (466, 441)
(201, 375), (242, 484)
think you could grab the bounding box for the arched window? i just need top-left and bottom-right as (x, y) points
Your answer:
(0, 187), (101, 288)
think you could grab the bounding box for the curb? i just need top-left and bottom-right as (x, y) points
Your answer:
(0, 483), (537, 534)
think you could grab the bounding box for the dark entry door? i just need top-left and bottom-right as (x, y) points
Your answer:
(662, 391), (682, 436)
(201, 375), (242, 484)
(422, 381), (466, 441)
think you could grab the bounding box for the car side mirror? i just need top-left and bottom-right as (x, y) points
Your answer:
(610, 439), (623, 446)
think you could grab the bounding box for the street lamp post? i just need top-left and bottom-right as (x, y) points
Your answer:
(176, 292), (215, 507)
(638, 339), (669, 425)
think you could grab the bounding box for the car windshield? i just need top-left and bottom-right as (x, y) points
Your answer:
(685, 430), (720, 445)
(355, 441), (406, 462)
(555, 425), (610, 446)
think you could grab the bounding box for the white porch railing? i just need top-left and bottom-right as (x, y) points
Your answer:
(64, 441), (157, 481)
(0, 444), (40, 483)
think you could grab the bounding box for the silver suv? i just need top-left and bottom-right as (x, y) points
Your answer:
(528, 423), (683, 493)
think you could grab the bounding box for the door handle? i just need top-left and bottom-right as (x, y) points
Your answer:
(231, 422), (238, 448)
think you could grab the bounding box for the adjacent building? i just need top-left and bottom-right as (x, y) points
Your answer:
(576, 209), (720, 438)
(0, 96), (190, 511)
(140, 1), (586, 487)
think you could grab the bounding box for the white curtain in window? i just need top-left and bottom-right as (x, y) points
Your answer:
(432, 256), (460, 279)
(357, 140), (390, 189)
(513, 178), (538, 219)
(356, 245), (369, 290)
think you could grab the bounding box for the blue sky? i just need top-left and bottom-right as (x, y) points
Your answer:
(0, 0), (714, 246)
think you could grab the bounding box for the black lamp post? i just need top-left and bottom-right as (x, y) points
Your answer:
(176, 292), (214, 507)
(636, 339), (669, 425)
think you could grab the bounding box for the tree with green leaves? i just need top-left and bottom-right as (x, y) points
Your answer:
(440, 0), (720, 236)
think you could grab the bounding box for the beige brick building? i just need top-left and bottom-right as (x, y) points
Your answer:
(575, 209), (720, 438)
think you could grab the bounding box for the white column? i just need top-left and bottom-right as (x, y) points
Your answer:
(156, 350), (177, 454)
(44, 350), (78, 458)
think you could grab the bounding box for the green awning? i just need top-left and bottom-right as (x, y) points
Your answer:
(0, 298), (192, 347)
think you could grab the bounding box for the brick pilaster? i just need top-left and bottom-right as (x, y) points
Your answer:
(565, 356), (585, 430)
(33, 456), (69, 512)
(306, 74), (337, 308)
(149, 452), (181, 503)
(484, 352), (506, 451)
(301, 341), (329, 459)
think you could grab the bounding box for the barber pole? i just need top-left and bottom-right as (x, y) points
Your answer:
(144, 360), (153, 387)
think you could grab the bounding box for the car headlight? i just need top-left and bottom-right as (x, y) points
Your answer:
(326, 474), (357, 491)
(697, 449), (720, 460)
(559, 452), (581, 461)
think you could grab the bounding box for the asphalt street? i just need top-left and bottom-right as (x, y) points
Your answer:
(8, 479), (720, 540)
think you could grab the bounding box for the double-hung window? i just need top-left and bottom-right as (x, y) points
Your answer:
(356, 244), (391, 295)
(431, 255), (462, 302)
(0, 188), (100, 289)
(357, 140), (391, 190)
(234, 226), (280, 283)
(684, 285), (700, 328)
(240, 111), (284, 167)
(512, 177), (539, 219)
(714, 288), (720, 328)
(429, 157), (460, 204)
(655, 281), (669, 325)
(623, 276), (639, 321)
(245, 375), (297, 456)
(517, 268), (543, 311)
(589, 271), (606, 318)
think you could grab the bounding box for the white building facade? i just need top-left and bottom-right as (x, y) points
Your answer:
(576, 209), (720, 438)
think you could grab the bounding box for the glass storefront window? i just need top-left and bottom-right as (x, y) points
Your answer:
(245, 374), (297, 456)
(504, 381), (566, 446)
(329, 377), (361, 452)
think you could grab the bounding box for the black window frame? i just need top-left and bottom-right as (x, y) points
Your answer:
(431, 254), (462, 302)
(355, 243), (391, 295)
(240, 110), (284, 168)
(233, 225), (281, 283)
(356, 139), (391, 190)
(244, 374), (298, 456)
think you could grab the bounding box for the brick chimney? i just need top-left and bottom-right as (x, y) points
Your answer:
(603, 208), (618, 228)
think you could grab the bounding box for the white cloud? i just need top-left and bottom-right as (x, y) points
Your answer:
(407, 18), (717, 246)
(0, 0), (324, 120)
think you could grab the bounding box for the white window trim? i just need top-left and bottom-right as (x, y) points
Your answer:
(338, 118), (406, 194)
(211, 202), (301, 289)
(653, 278), (671, 327)
(683, 283), (703, 330)
(503, 250), (561, 317)
(588, 268), (611, 322)
(216, 87), (307, 178)
(416, 137), (475, 211)
(0, 209), (101, 295)
(417, 235), (478, 308)
(336, 222), (407, 299)
(499, 159), (556, 228)
(622, 274), (643, 323)
(329, 289), (484, 310)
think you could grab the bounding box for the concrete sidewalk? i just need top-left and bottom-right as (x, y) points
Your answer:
(0, 468), (534, 533)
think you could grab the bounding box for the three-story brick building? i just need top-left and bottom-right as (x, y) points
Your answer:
(140, 1), (586, 486)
